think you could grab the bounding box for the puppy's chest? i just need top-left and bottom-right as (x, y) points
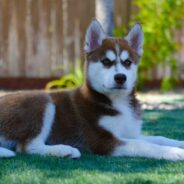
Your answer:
(98, 102), (142, 139)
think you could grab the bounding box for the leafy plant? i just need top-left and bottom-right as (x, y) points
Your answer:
(114, 0), (184, 90)
(46, 61), (84, 90)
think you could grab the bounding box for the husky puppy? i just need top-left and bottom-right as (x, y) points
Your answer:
(1, 20), (184, 160)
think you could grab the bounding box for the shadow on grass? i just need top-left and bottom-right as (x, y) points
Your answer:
(143, 109), (184, 139)
(0, 153), (173, 178)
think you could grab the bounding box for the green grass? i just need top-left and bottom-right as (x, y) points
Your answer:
(1, 109), (184, 184)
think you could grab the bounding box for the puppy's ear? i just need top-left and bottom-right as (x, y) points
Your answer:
(84, 19), (106, 53)
(125, 23), (144, 56)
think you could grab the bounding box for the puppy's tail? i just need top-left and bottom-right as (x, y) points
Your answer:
(0, 147), (16, 158)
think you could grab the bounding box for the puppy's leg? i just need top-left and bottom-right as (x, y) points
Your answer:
(140, 135), (184, 148)
(112, 138), (184, 161)
(24, 103), (81, 158)
(26, 143), (81, 158)
(0, 147), (16, 157)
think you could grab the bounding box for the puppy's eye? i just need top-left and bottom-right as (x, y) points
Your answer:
(101, 58), (113, 67)
(123, 59), (132, 67)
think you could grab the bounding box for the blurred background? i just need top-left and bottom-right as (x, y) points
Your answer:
(0, 0), (184, 91)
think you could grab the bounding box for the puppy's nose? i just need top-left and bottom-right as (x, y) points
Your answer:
(114, 74), (127, 85)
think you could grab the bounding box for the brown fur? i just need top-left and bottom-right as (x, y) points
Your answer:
(129, 89), (142, 119)
(0, 92), (51, 147)
(87, 38), (140, 64)
(0, 86), (123, 155)
(47, 85), (122, 155)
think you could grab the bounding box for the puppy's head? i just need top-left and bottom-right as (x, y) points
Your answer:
(84, 19), (144, 98)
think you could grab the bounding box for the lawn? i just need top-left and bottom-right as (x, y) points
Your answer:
(0, 93), (184, 184)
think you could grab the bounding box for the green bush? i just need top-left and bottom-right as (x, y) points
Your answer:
(114, 0), (184, 90)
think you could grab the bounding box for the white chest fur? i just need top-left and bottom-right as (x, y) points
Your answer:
(99, 98), (142, 139)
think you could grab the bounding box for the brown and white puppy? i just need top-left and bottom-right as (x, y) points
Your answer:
(1, 20), (184, 160)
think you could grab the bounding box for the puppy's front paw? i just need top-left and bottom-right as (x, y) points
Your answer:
(55, 145), (81, 158)
(164, 147), (184, 161)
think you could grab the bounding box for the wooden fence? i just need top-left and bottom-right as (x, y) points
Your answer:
(0, 0), (133, 78)
(0, 0), (183, 80)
